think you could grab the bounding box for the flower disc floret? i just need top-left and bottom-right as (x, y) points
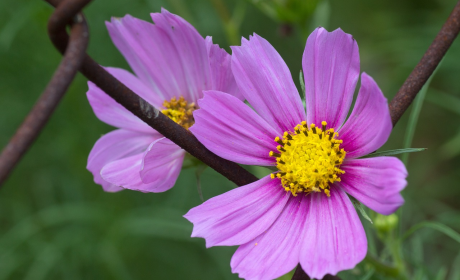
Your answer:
(161, 96), (196, 130)
(269, 121), (346, 197)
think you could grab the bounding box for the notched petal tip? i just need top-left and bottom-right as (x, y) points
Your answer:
(341, 157), (407, 215)
(150, 7), (173, 23)
(303, 25), (360, 130)
(338, 71), (391, 158)
(231, 33), (306, 132)
(108, 14), (133, 25)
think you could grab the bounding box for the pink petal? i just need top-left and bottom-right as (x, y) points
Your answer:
(87, 68), (157, 133)
(205, 36), (244, 100)
(87, 129), (156, 192)
(105, 67), (163, 107)
(299, 187), (367, 279)
(106, 9), (210, 103)
(184, 175), (290, 247)
(100, 153), (144, 190)
(303, 27), (359, 129)
(231, 195), (308, 280)
(231, 34), (306, 133)
(340, 157), (407, 215)
(100, 139), (184, 193)
(338, 73), (392, 158)
(190, 91), (279, 166)
(140, 137), (186, 192)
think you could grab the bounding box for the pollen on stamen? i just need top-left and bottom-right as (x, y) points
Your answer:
(311, 124), (317, 134)
(275, 137), (284, 146)
(269, 151), (281, 158)
(268, 121), (346, 197)
(161, 96), (196, 130)
(321, 121), (327, 132)
(328, 129), (335, 140)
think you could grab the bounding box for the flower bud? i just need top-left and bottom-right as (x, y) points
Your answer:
(374, 213), (398, 233)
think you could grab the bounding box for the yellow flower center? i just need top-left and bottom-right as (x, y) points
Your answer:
(161, 96), (196, 130)
(269, 121), (346, 197)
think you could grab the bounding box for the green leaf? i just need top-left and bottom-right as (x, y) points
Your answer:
(349, 196), (372, 224)
(402, 221), (460, 244)
(299, 70), (305, 101)
(360, 148), (426, 158)
(401, 58), (442, 165)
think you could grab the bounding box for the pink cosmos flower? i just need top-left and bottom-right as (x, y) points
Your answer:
(185, 28), (407, 279)
(86, 9), (242, 192)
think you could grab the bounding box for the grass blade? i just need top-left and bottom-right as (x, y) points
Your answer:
(360, 148), (426, 158)
(402, 221), (460, 244)
(401, 59), (442, 165)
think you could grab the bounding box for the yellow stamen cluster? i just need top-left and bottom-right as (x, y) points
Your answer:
(269, 121), (346, 197)
(161, 96), (196, 130)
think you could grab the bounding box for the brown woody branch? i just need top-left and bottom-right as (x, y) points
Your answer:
(0, 0), (90, 185)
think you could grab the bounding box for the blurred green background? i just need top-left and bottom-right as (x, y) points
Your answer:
(1, 0), (460, 279)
